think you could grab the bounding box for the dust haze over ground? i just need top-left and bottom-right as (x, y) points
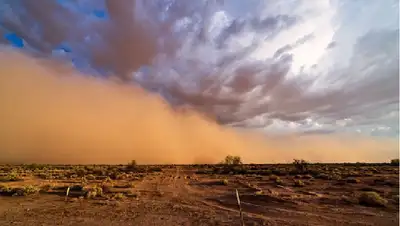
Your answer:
(0, 48), (397, 164)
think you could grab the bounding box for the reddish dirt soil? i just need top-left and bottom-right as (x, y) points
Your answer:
(0, 164), (398, 226)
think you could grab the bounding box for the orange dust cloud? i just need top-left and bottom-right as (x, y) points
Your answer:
(0, 47), (398, 164)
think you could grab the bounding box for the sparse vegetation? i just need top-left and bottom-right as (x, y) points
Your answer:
(0, 185), (39, 196)
(269, 175), (283, 185)
(0, 184), (12, 195)
(293, 159), (309, 173)
(0, 171), (22, 182)
(221, 179), (229, 186)
(0, 162), (398, 225)
(112, 193), (125, 200)
(294, 180), (305, 187)
(126, 160), (137, 170)
(390, 159), (399, 166)
(269, 175), (280, 181)
(20, 185), (40, 196)
(220, 155), (243, 165)
(358, 191), (388, 207)
(85, 185), (103, 199)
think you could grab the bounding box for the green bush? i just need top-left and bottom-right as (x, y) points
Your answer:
(275, 178), (284, 185)
(0, 185), (13, 195)
(270, 176), (283, 185)
(358, 192), (387, 207)
(294, 180), (305, 187)
(85, 185), (103, 199)
(112, 193), (125, 200)
(0, 185), (39, 196)
(21, 185), (40, 196)
(0, 172), (22, 182)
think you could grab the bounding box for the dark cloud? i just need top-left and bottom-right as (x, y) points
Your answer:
(1, 0), (158, 79)
(0, 0), (398, 136)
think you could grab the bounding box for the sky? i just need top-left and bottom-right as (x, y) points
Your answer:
(0, 0), (398, 163)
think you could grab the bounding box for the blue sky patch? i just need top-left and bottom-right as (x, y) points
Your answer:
(4, 33), (24, 48)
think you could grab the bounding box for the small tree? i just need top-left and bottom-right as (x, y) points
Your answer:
(390, 159), (399, 166)
(221, 155), (243, 165)
(293, 159), (308, 173)
(126, 160), (137, 171)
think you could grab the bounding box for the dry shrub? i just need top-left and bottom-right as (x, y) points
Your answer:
(294, 180), (305, 187)
(358, 192), (388, 207)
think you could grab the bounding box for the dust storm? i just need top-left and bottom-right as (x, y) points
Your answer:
(0, 48), (397, 164)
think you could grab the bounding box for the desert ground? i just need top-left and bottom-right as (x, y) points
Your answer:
(0, 161), (398, 226)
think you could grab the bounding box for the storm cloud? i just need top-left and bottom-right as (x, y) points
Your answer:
(0, 0), (398, 137)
